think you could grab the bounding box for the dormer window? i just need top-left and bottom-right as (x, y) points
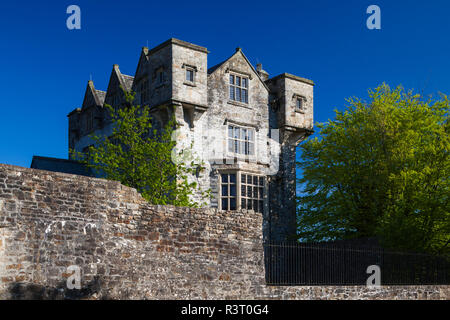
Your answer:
(230, 74), (248, 103)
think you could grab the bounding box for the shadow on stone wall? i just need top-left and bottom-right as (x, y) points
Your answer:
(6, 276), (108, 300)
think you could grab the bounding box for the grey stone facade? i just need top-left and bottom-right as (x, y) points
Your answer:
(68, 38), (314, 241)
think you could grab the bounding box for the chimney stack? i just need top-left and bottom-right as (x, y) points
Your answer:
(256, 63), (269, 81)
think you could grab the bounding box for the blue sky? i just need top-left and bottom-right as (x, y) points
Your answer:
(0, 0), (449, 168)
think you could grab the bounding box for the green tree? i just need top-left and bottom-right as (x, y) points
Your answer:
(71, 89), (209, 207)
(297, 84), (449, 255)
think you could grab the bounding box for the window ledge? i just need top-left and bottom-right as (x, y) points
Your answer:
(183, 81), (196, 87)
(226, 153), (258, 161)
(227, 100), (251, 109)
(295, 109), (305, 114)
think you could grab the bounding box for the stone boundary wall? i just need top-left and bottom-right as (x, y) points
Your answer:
(0, 164), (448, 299)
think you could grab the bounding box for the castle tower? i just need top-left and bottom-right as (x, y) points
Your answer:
(132, 38), (209, 128)
(266, 73), (314, 240)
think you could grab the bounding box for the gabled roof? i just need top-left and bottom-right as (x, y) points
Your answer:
(134, 39), (208, 82)
(207, 59), (227, 75)
(105, 65), (134, 100)
(207, 48), (269, 92)
(134, 47), (149, 81)
(81, 80), (104, 110)
(122, 75), (134, 91)
(96, 90), (106, 105)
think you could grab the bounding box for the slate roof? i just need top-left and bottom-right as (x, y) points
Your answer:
(207, 60), (227, 75)
(121, 75), (134, 91)
(96, 90), (106, 105)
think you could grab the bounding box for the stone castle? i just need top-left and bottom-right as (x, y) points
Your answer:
(65, 38), (314, 241)
(5, 39), (448, 300)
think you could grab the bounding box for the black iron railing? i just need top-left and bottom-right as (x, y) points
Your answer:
(264, 241), (450, 285)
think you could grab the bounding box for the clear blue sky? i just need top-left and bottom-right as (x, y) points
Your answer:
(0, 0), (449, 168)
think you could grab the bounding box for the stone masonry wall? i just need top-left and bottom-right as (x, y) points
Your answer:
(0, 164), (448, 300)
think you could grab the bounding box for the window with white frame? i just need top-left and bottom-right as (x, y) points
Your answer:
(229, 74), (248, 103)
(220, 172), (265, 213)
(220, 173), (237, 211)
(228, 124), (255, 155)
(240, 174), (264, 213)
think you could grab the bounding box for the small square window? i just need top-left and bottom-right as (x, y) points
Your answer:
(296, 97), (306, 112)
(186, 69), (194, 82)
